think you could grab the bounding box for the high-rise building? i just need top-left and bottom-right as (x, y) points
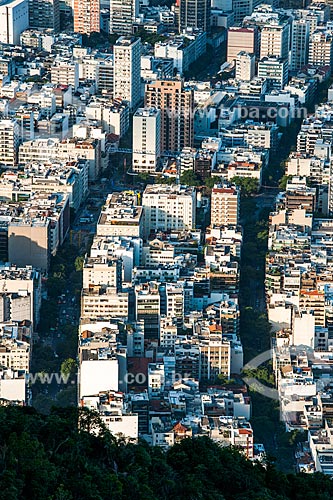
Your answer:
(113, 36), (141, 110)
(309, 31), (333, 69)
(260, 21), (290, 60)
(257, 56), (289, 90)
(211, 184), (240, 227)
(0, 120), (20, 168)
(233, 0), (261, 25)
(28, 0), (60, 32)
(144, 79), (194, 153)
(290, 19), (310, 72)
(142, 184), (196, 238)
(179, 0), (210, 33)
(0, 0), (29, 45)
(235, 51), (255, 81)
(135, 282), (160, 340)
(73, 0), (100, 34)
(132, 108), (161, 174)
(227, 27), (258, 63)
(110, 0), (138, 35)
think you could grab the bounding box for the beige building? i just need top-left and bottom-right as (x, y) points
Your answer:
(50, 60), (79, 90)
(227, 27), (258, 63)
(211, 185), (240, 226)
(96, 192), (143, 238)
(235, 51), (255, 81)
(145, 80), (194, 153)
(8, 220), (50, 272)
(0, 338), (30, 372)
(81, 285), (128, 320)
(199, 336), (231, 380)
(83, 256), (122, 289)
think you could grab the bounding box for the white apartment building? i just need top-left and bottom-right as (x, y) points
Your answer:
(290, 19), (310, 72)
(166, 283), (184, 325)
(142, 184), (196, 239)
(113, 36), (141, 110)
(0, 265), (41, 327)
(148, 363), (165, 398)
(260, 21), (290, 59)
(82, 391), (139, 440)
(159, 316), (178, 347)
(0, 119), (20, 168)
(132, 108), (161, 173)
(79, 348), (119, 399)
(85, 99), (129, 137)
(110, 0), (138, 35)
(0, 368), (26, 403)
(211, 184), (240, 226)
(19, 137), (102, 182)
(0, 0), (28, 45)
(235, 51), (255, 81)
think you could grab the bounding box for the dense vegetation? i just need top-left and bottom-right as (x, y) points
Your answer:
(0, 406), (332, 500)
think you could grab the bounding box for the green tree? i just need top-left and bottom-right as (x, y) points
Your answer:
(205, 177), (216, 189)
(279, 175), (292, 190)
(74, 255), (84, 272)
(230, 176), (259, 196)
(180, 170), (201, 186)
(60, 358), (77, 377)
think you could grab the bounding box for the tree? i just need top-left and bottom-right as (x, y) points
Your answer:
(74, 256), (84, 272)
(205, 177), (216, 189)
(279, 175), (292, 190)
(60, 358), (77, 377)
(230, 176), (259, 196)
(180, 170), (201, 186)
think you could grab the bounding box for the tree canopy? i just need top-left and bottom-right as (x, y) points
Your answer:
(0, 406), (332, 500)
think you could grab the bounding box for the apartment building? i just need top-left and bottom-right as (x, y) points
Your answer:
(96, 192), (143, 238)
(210, 184), (240, 227)
(144, 80), (194, 153)
(0, 0), (28, 45)
(179, 0), (210, 33)
(50, 60), (79, 91)
(132, 107), (161, 174)
(81, 286), (129, 320)
(110, 0), (138, 35)
(0, 120), (20, 169)
(260, 21), (290, 60)
(19, 137), (102, 182)
(227, 27), (258, 63)
(83, 256), (122, 290)
(0, 265), (41, 327)
(235, 51), (255, 81)
(113, 37), (141, 110)
(142, 184), (196, 238)
(74, 0), (100, 34)
(309, 31), (333, 68)
(81, 391), (139, 440)
(28, 0), (60, 32)
(0, 338), (30, 372)
(135, 282), (160, 340)
(290, 19), (310, 72)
